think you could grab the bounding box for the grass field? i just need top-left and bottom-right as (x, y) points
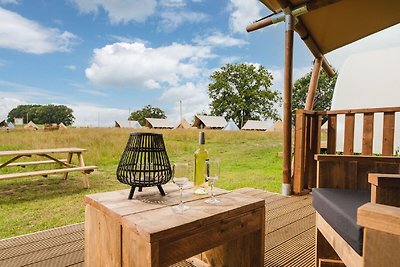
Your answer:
(0, 128), (283, 239)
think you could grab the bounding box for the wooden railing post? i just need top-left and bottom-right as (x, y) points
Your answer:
(294, 109), (306, 194)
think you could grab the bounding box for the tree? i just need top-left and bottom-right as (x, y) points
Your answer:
(208, 63), (281, 128)
(7, 104), (75, 125)
(292, 70), (338, 126)
(129, 105), (166, 126)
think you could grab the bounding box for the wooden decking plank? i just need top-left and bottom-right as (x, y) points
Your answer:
(0, 239), (82, 266)
(0, 231), (83, 260)
(285, 246), (315, 267)
(0, 223), (83, 250)
(266, 196), (312, 220)
(266, 204), (315, 232)
(265, 213), (315, 251)
(24, 250), (83, 267)
(264, 228), (315, 266)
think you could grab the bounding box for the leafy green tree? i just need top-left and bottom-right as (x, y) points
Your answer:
(292, 70), (338, 126)
(208, 63), (281, 128)
(7, 104), (75, 125)
(129, 105), (166, 126)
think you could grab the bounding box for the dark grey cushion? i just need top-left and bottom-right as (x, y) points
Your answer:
(312, 188), (370, 256)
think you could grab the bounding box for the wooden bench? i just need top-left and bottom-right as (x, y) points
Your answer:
(0, 148), (97, 188)
(313, 155), (400, 267)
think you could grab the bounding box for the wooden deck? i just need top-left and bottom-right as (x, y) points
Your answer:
(0, 188), (315, 267)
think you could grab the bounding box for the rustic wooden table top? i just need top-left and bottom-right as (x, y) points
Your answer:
(0, 148), (87, 157)
(85, 183), (265, 242)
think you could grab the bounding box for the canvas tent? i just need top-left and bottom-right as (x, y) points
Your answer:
(192, 115), (227, 129)
(247, 0), (400, 194)
(223, 119), (239, 131)
(242, 120), (269, 131)
(59, 122), (67, 129)
(175, 119), (191, 129)
(267, 120), (283, 132)
(24, 121), (38, 130)
(331, 47), (400, 154)
(7, 122), (14, 129)
(115, 120), (142, 129)
(145, 118), (174, 129)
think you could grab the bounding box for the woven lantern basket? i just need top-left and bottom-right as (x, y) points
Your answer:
(117, 132), (172, 199)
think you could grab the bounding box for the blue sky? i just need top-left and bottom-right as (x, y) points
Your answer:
(0, 0), (399, 126)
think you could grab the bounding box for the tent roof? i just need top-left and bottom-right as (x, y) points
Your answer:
(175, 119), (191, 129)
(242, 120), (269, 130)
(193, 115), (227, 129)
(24, 121), (38, 129)
(223, 119), (240, 131)
(115, 120), (142, 128)
(259, 0), (400, 54)
(145, 118), (175, 129)
(267, 120), (283, 132)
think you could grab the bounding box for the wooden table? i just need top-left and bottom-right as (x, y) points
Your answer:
(0, 148), (97, 188)
(84, 183), (265, 267)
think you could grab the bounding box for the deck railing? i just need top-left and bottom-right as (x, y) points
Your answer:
(293, 106), (400, 194)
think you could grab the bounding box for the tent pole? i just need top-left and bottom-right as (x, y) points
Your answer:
(305, 57), (322, 110)
(282, 13), (294, 196)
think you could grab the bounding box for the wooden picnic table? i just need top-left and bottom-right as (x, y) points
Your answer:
(84, 183), (265, 267)
(0, 148), (97, 188)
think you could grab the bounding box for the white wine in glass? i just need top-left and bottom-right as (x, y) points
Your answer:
(172, 162), (189, 212)
(204, 159), (220, 204)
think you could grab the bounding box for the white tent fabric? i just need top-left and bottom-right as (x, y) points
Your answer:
(223, 119), (239, 131)
(331, 47), (400, 154)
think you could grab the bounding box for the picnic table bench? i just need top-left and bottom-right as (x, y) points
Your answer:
(0, 148), (97, 188)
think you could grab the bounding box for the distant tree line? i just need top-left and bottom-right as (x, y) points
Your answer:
(7, 104), (75, 126)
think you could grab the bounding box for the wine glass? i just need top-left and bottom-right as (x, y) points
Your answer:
(172, 162), (189, 212)
(204, 159), (220, 204)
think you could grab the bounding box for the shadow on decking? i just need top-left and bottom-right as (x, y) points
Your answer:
(0, 188), (315, 267)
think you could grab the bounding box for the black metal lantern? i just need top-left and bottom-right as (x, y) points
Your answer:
(116, 132), (172, 199)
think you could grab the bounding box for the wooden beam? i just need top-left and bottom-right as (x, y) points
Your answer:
(305, 57), (322, 110)
(282, 13), (294, 194)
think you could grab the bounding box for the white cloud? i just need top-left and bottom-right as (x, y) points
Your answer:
(159, 11), (208, 32)
(268, 66), (311, 92)
(0, 7), (77, 54)
(78, 89), (108, 97)
(85, 42), (213, 89)
(0, 0), (19, 4)
(0, 97), (25, 120)
(70, 0), (156, 24)
(228, 0), (262, 34)
(65, 65), (77, 70)
(160, 0), (186, 8)
(160, 82), (210, 122)
(326, 24), (400, 71)
(194, 32), (248, 47)
(220, 56), (241, 65)
(70, 103), (129, 127)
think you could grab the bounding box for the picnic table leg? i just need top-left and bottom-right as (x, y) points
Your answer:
(78, 153), (90, 188)
(63, 152), (73, 180)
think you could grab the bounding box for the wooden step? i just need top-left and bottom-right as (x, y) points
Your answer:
(0, 166), (97, 180)
(319, 258), (345, 267)
(7, 159), (68, 167)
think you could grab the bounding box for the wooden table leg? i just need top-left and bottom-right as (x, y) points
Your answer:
(63, 152), (73, 180)
(85, 205), (121, 267)
(78, 152), (90, 188)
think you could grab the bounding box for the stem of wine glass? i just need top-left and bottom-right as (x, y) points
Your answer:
(211, 182), (215, 200)
(179, 186), (183, 207)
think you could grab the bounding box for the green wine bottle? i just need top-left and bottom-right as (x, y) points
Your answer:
(194, 132), (209, 195)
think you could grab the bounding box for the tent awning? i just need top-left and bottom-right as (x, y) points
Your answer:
(258, 0), (400, 54)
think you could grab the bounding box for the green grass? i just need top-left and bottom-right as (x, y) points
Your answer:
(0, 128), (283, 238)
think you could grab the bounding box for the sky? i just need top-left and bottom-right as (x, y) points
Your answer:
(0, 0), (399, 127)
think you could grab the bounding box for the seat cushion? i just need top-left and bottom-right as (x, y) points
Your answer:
(313, 188), (370, 255)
